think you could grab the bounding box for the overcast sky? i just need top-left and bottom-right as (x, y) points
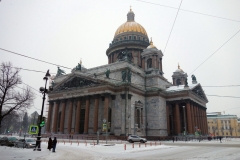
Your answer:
(1, 0), (240, 118)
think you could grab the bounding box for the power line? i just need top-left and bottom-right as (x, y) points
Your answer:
(21, 82), (40, 94)
(163, 0), (183, 53)
(0, 48), (72, 70)
(136, 0), (240, 23)
(190, 29), (240, 74)
(12, 66), (56, 75)
(15, 86), (42, 98)
(202, 85), (240, 87)
(206, 94), (240, 99)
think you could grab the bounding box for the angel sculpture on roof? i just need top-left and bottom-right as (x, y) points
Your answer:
(56, 67), (66, 77)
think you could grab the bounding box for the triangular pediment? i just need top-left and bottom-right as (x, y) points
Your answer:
(191, 84), (208, 102)
(54, 75), (104, 91)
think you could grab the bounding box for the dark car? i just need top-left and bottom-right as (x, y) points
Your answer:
(15, 138), (36, 148)
(127, 135), (147, 143)
(0, 136), (18, 146)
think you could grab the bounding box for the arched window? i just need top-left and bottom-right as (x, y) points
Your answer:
(147, 58), (152, 69)
(176, 79), (181, 85)
(134, 36), (136, 40)
(129, 36), (132, 40)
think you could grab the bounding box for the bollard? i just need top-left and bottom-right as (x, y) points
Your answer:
(78, 141), (79, 146)
(150, 142), (152, 146)
(85, 142), (87, 146)
(71, 141), (72, 145)
(124, 143), (126, 150)
(94, 142), (95, 146)
(155, 142), (156, 146)
(160, 142), (161, 145)
(139, 143), (141, 148)
(132, 143), (134, 148)
(64, 141), (65, 145)
(145, 143), (147, 147)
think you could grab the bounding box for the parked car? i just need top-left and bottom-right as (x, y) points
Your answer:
(15, 138), (36, 148)
(0, 136), (18, 146)
(127, 135), (147, 143)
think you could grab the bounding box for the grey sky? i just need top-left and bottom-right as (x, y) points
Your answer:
(1, 0), (240, 118)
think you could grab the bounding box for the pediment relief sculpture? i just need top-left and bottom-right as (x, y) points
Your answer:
(56, 77), (100, 91)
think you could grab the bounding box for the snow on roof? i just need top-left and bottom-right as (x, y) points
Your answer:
(165, 83), (199, 92)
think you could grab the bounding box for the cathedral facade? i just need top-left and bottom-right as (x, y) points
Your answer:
(46, 9), (208, 137)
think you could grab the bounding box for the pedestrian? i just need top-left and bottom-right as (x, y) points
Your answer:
(47, 137), (53, 151)
(172, 137), (175, 143)
(219, 136), (222, 143)
(52, 137), (57, 152)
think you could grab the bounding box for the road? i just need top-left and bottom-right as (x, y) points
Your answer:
(1, 139), (240, 160)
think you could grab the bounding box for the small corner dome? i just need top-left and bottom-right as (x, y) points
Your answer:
(175, 64), (184, 73)
(147, 38), (157, 49)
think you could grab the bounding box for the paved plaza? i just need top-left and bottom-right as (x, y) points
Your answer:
(1, 138), (240, 160)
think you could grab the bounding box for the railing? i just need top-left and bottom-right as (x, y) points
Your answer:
(108, 39), (149, 48)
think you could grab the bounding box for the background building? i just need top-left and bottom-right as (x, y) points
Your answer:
(207, 112), (240, 137)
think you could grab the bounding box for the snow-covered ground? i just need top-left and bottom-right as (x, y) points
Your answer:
(1, 138), (240, 160)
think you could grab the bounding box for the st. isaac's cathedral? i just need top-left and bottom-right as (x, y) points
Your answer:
(46, 8), (209, 137)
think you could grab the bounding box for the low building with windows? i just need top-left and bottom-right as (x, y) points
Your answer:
(207, 112), (240, 137)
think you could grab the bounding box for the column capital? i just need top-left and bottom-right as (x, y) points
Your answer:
(128, 94), (132, 99)
(93, 94), (101, 99)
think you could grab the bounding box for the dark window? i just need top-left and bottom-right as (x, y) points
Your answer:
(176, 79), (181, 85)
(134, 36), (136, 40)
(129, 36), (131, 40)
(138, 37), (140, 40)
(124, 37), (127, 40)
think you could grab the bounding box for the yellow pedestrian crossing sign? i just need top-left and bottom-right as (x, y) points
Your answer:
(29, 125), (38, 134)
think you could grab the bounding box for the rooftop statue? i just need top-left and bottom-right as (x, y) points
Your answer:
(56, 67), (66, 77)
(75, 63), (81, 71)
(191, 74), (197, 81)
(122, 68), (131, 83)
(185, 77), (188, 86)
(117, 48), (133, 62)
(105, 68), (110, 78)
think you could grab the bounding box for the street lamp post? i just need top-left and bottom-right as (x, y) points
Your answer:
(35, 70), (52, 151)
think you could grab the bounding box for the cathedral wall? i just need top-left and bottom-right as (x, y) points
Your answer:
(98, 98), (104, 131)
(112, 94), (122, 135)
(130, 93), (145, 136)
(146, 76), (170, 90)
(64, 101), (70, 133)
(146, 96), (167, 136)
(88, 98), (94, 134)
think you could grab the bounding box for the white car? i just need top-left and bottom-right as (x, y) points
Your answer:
(127, 135), (147, 143)
(15, 138), (36, 148)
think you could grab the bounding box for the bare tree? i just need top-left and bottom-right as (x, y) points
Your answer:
(0, 62), (35, 132)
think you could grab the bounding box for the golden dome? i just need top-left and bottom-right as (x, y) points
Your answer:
(147, 38), (156, 48)
(175, 63), (184, 72)
(114, 7), (148, 38)
(114, 22), (148, 37)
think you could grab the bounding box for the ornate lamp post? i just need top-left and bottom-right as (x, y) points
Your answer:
(103, 118), (107, 144)
(35, 70), (52, 151)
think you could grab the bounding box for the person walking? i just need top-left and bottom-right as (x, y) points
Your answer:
(47, 137), (53, 151)
(172, 137), (175, 143)
(219, 136), (222, 143)
(52, 137), (57, 152)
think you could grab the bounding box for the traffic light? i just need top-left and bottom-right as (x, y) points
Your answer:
(39, 117), (46, 127)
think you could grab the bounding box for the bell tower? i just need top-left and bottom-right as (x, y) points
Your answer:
(172, 64), (188, 85)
